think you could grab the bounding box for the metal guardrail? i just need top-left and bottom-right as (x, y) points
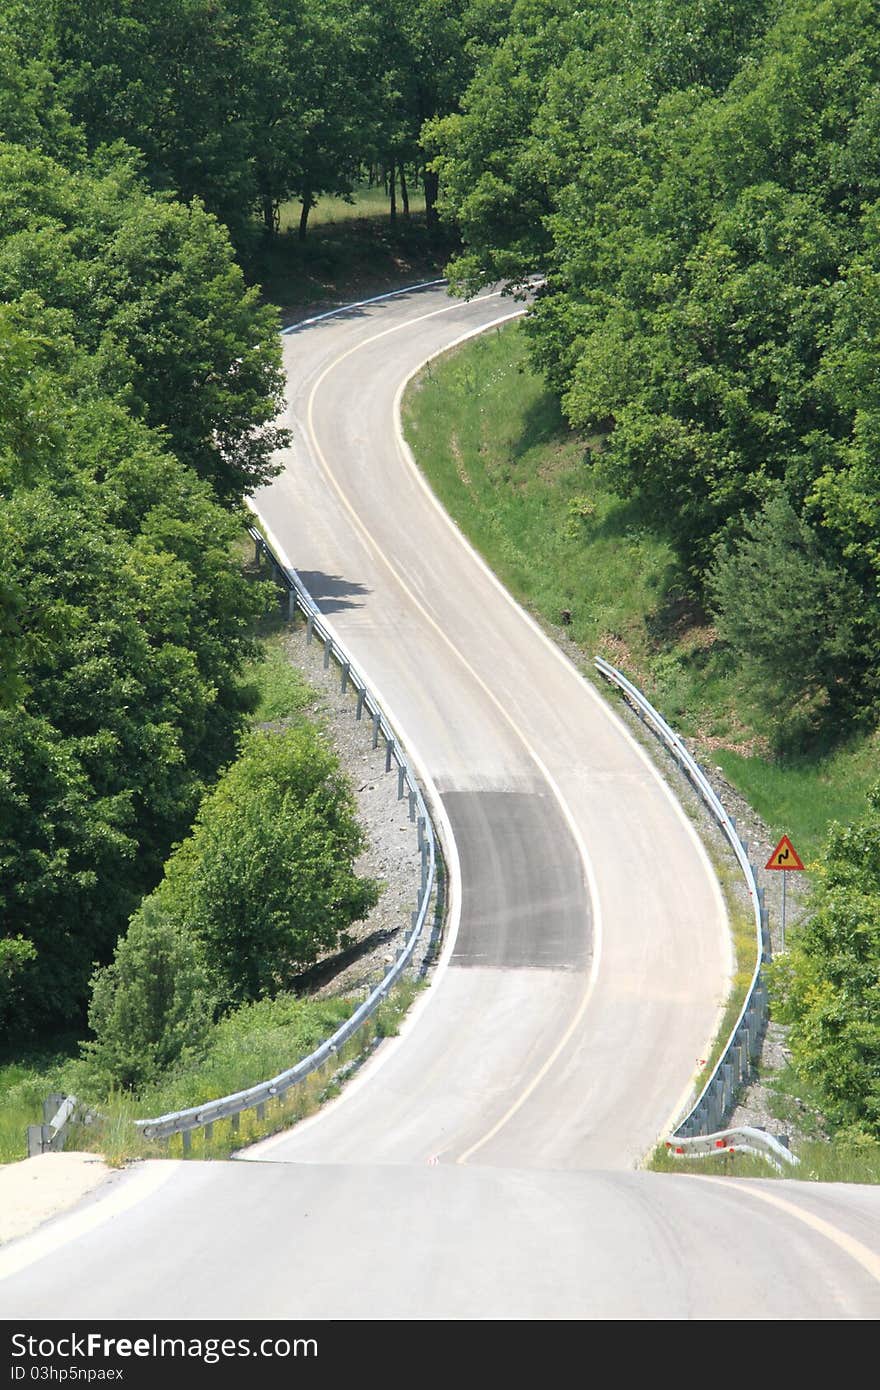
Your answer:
(594, 657), (772, 1143)
(126, 526), (439, 1146)
(666, 1127), (799, 1172)
(27, 1095), (96, 1157)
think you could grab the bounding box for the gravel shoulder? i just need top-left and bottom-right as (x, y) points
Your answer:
(279, 613), (437, 995)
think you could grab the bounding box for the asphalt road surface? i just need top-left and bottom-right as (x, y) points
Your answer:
(3, 284), (879, 1319)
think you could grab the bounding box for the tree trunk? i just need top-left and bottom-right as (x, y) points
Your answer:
(399, 161), (409, 219)
(298, 195), (311, 242)
(262, 194), (275, 238)
(389, 158), (397, 223)
(424, 167), (439, 231)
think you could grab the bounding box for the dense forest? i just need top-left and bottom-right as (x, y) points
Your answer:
(1, 0), (879, 1136)
(426, 0), (880, 1135)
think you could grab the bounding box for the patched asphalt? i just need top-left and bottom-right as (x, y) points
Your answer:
(443, 789), (590, 970)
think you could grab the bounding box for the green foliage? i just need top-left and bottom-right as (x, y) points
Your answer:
(0, 303), (269, 1034)
(131, 991), (354, 1115)
(709, 494), (866, 747)
(147, 727), (379, 1009)
(0, 1041), (79, 1165)
(52, 0), (260, 239)
(0, 12), (83, 160)
(770, 784), (880, 1137)
(246, 638), (314, 723)
(431, 0), (880, 729)
(0, 144), (288, 500)
(82, 899), (216, 1092)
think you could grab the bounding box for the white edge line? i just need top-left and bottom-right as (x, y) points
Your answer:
(294, 292), (605, 1163)
(281, 279), (448, 334)
(238, 507), (463, 1158)
(392, 313), (733, 1146)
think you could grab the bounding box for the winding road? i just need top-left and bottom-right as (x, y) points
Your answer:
(3, 283), (879, 1319)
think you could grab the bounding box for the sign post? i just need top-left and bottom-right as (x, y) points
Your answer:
(765, 835), (806, 951)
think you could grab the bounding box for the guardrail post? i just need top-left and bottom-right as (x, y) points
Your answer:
(417, 816), (425, 852)
(385, 737), (395, 773)
(397, 765), (406, 800)
(408, 790), (416, 822)
(372, 711), (381, 748)
(306, 613), (315, 644)
(204, 1122), (213, 1144)
(256, 1102), (266, 1122)
(340, 661), (350, 693)
(182, 1130), (191, 1156)
(421, 841), (429, 893)
(231, 1113), (239, 1135)
(356, 688), (365, 720)
(323, 635), (332, 669)
(27, 1125), (46, 1157)
(287, 587), (296, 622)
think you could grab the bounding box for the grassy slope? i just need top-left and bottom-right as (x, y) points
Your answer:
(402, 323), (878, 859)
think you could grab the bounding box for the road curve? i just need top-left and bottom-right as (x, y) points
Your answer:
(247, 282), (730, 1171)
(3, 284), (879, 1320)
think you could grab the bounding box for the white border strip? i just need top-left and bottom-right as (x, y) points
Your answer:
(282, 279), (448, 334)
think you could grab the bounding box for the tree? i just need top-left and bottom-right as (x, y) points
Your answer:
(709, 493), (865, 746)
(771, 784), (880, 1137)
(0, 301), (268, 1035)
(51, 0), (260, 239)
(0, 16), (83, 161)
(83, 897), (215, 1091)
(0, 143), (288, 500)
(154, 727), (379, 1008)
(249, 0), (378, 241)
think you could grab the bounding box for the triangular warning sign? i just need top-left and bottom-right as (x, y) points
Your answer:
(765, 835), (805, 871)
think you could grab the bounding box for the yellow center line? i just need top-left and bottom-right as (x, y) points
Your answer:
(698, 1176), (880, 1288)
(301, 291), (604, 1164)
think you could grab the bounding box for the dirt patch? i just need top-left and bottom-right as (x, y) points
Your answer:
(0, 1153), (110, 1246)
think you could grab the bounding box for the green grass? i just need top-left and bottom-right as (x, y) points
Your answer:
(0, 1041), (81, 1164)
(3, 980), (425, 1167)
(404, 325), (681, 668)
(714, 735), (880, 862)
(648, 1134), (880, 1183)
(278, 182), (426, 233)
(402, 322), (879, 855)
(249, 185), (453, 325)
(70, 980), (423, 1165)
(246, 633), (314, 724)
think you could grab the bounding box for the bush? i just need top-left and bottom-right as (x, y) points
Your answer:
(709, 494), (863, 746)
(770, 783), (880, 1136)
(154, 726), (379, 1009)
(83, 898), (215, 1091)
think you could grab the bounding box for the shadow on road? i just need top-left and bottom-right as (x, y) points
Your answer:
(297, 570), (370, 613)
